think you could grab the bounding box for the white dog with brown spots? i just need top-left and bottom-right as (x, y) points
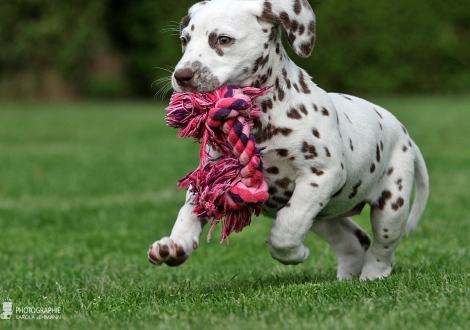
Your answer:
(148, 0), (429, 280)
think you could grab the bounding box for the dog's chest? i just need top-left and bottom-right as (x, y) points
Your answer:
(259, 148), (298, 217)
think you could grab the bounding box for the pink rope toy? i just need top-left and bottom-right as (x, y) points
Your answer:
(165, 85), (273, 242)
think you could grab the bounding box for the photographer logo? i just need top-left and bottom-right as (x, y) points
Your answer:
(1, 302), (13, 320)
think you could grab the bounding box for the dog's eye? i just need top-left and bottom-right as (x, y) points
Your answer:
(217, 36), (232, 45)
(180, 36), (188, 46)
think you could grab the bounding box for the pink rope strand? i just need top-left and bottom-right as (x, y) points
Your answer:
(165, 85), (272, 241)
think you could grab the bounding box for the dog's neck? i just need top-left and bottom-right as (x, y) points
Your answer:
(251, 39), (313, 115)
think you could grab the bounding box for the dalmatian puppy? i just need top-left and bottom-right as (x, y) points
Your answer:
(148, 0), (429, 280)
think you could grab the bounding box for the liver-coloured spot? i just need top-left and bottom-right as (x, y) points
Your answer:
(348, 180), (362, 199)
(267, 167), (280, 175)
(378, 190), (392, 210)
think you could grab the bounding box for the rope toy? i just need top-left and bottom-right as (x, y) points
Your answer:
(165, 85), (273, 242)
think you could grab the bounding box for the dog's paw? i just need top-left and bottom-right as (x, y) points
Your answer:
(267, 242), (310, 265)
(359, 252), (393, 280)
(148, 237), (197, 267)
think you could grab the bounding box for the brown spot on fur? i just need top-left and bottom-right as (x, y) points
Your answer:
(266, 99), (273, 109)
(321, 107), (329, 116)
(260, 100), (269, 113)
(370, 163), (376, 173)
(208, 32), (224, 56)
(387, 167), (394, 176)
(301, 141), (318, 159)
(275, 177), (292, 189)
(180, 15), (191, 34)
(293, 0), (302, 14)
(376, 144), (381, 162)
(310, 167), (324, 176)
(308, 20), (315, 34)
(378, 190), (392, 210)
(291, 20), (299, 33)
(299, 104), (308, 115)
(298, 70), (311, 94)
(349, 180), (362, 199)
(276, 149), (289, 157)
(392, 197), (405, 210)
(312, 129), (320, 138)
(403, 145), (408, 152)
(268, 186), (278, 195)
(287, 108), (302, 119)
(253, 122), (293, 143)
(267, 167), (280, 175)
(311, 183), (319, 187)
(324, 147), (331, 157)
(349, 139), (354, 151)
(396, 178), (403, 191)
(354, 229), (371, 251)
(277, 87), (285, 102)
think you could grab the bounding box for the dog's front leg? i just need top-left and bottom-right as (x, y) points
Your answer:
(148, 191), (207, 266)
(268, 173), (338, 265)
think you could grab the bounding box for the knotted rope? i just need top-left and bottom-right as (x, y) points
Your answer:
(165, 85), (272, 242)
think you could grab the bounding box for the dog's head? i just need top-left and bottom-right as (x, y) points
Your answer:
(171, 0), (316, 93)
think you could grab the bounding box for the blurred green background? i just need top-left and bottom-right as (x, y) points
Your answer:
(1, 0), (469, 100)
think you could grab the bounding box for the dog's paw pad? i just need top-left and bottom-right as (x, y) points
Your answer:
(148, 238), (191, 267)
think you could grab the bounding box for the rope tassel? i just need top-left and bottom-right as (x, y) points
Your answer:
(165, 85), (272, 241)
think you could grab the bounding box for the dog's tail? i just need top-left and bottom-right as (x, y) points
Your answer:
(406, 145), (429, 236)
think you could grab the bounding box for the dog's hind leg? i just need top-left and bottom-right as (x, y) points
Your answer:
(360, 158), (415, 280)
(311, 217), (371, 280)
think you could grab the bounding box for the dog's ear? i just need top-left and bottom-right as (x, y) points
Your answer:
(179, 1), (209, 34)
(252, 0), (316, 58)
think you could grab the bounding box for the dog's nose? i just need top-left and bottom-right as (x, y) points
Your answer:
(174, 68), (194, 87)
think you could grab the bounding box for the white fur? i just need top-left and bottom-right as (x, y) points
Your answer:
(148, 0), (429, 280)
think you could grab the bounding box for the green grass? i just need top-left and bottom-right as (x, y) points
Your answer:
(0, 96), (469, 329)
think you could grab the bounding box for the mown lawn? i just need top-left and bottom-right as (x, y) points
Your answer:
(0, 96), (469, 329)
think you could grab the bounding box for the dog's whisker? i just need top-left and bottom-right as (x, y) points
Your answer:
(153, 66), (174, 74)
(154, 82), (173, 100)
(151, 76), (172, 88)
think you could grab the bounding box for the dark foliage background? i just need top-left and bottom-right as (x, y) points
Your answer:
(1, 0), (469, 98)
